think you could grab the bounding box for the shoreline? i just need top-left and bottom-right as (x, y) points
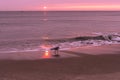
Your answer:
(0, 44), (119, 60)
(0, 44), (120, 80)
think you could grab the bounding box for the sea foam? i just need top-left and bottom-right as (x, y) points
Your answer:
(0, 33), (120, 53)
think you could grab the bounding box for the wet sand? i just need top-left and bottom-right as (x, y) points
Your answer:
(0, 44), (120, 80)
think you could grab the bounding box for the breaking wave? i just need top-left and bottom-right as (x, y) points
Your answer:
(0, 32), (120, 53)
(50, 33), (120, 50)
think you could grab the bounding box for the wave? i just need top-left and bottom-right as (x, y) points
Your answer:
(44, 33), (120, 43)
(0, 33), (120, 53)
(41, 33), (120, 50)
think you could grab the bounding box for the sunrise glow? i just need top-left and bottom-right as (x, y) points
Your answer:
(43, 6), (47, 10)
(39, 4), (120, 11)
(0, 0), (120, 11)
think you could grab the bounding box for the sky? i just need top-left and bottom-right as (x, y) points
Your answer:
(0, 0), (120, 11)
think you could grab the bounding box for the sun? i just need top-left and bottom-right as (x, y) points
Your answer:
(43, 6), (47, 9)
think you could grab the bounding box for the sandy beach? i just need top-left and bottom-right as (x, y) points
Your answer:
(0, 44), (120, 80)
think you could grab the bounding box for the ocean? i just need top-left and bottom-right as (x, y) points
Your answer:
(0, 11), (120, 53)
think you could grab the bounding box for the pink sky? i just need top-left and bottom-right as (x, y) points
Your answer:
(0, 0), (120, 11)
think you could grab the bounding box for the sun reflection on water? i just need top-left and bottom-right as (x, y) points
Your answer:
(42, 50), (51, 59)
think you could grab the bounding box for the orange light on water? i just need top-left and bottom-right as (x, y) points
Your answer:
(42, 50), (51, 58)
(45, 50), (49, 56)
(40, 45), (52, 58)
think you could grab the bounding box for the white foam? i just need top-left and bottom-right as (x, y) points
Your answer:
(1, 32), (120, 53)
(0, 48), (40, 53)
(111, 36), (120, 41)
(57, 39), (120, 50)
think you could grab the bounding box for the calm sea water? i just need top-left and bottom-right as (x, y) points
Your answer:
(0, 11), (120, 53)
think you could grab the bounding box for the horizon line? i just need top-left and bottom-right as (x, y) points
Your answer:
(0, 10), (120, 12)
